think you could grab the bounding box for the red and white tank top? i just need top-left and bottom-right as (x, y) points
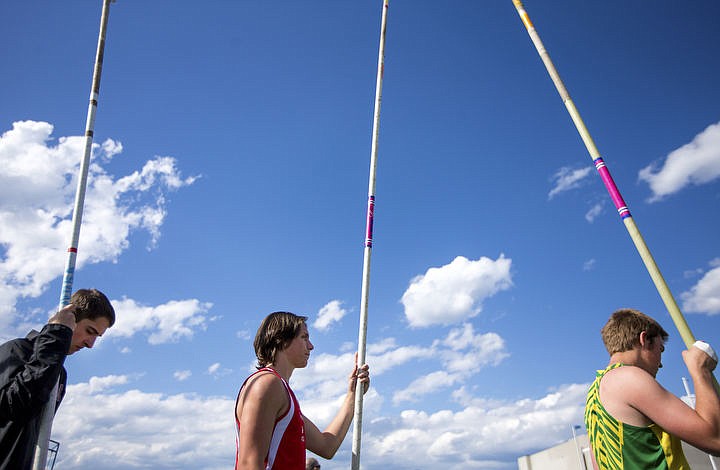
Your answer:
(235, 367), (306, 469)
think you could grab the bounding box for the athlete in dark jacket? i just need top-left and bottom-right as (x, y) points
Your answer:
(0, 324), (72, 469)
(0, 289), (114, 470)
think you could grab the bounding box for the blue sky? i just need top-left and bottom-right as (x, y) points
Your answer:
(1, 1), (719, 469)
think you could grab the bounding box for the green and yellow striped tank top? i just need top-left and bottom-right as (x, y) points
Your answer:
(584, 363), (690, 469)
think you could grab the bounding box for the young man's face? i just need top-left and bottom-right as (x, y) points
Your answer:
(284, 323), (314, 368)
(69, 317), (110, 355)
(643, 335), (665, 377)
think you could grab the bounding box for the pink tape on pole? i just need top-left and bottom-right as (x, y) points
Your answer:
(594, 158), (631, 219)
(365, 196), (375, 247)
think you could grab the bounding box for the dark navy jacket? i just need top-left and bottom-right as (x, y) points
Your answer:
(0, 324), (72, 470)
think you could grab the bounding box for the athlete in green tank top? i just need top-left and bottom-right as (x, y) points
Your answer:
(585, 363), (689, 469)
(583, 308), (720, 470)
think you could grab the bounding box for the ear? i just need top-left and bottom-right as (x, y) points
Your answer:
(638, 331), (649, 349)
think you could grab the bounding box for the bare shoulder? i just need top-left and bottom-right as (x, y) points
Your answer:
(243, 371), (285, 395)
(245, 370), (283, 389)
(602, 364), (658, 389)
(600, 365), (664, 426)
(236, 371), (288, 417)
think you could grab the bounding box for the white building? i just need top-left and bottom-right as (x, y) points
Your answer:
(517, 433), (718, 470)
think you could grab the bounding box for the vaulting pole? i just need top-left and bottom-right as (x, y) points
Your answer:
(32, 1), (115, 468)
(352, 1), (389, 469)
(510, 1), (698, 348)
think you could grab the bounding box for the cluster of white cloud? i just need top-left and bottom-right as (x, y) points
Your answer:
(547, 166), (593, 200)
(401, 255), (513, 327)
(51, 369), (587, 470)
(174, 369), (192, 381)
(313, 299), (347, 331)
(584, 201), (604, 223)
(52, 375), (234, 470)
(388, 324), (508, 404)
(363, 383), (588, 468)
(636, 123), (720, 313)
(0, 121), (204, 344)
(295, 322), (508, 412)
(639, 122), (720, 202)
(682, 258), (720, 315)
(109, 297), (213, 344)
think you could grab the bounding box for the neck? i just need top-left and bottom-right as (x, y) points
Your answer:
(268, 359), (293, 381)
(609, 350), (639, 366)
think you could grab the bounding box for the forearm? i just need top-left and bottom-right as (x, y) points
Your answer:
(692, 369), (720, 447)
(317, 393), (357, 458)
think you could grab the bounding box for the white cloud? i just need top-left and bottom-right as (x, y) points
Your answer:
(583, 259), (596, 272)
(392, 324), (508, 404)
(368, 344), (435, 375)
(292, 351), (358, 393)
(548, 166), (593, 200)
(367, 337), (397, 355)
(295, 323), (508, 411)
(52, 352), (577, 470)
(584, 202), (604, 223)
(52, 375), (233, 470)
(174, 370), (192, 381)
(639, 121), (720, 202)
(393, 370), (463, 404)
(401, 255), (513, 327)
(313, 299), (347, 331)
(683, 267), (705, 279)
(0, 120), (197, 329)
(206, 362), (232, 379)
(68, 374), (129, 395)
(108, 297), (214, 344)
(435, 323), (508, 374)
(681, 258), (720, 315)
(363, 383), (589, 468)
(236, 329), (252, 341)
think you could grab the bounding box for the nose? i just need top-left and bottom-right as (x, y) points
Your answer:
(308, 340), (314, 350)
(85, 337), (97, 349)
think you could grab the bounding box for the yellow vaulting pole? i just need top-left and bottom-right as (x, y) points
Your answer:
(511, 1), (698, 348)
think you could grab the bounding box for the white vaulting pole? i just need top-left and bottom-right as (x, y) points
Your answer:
(352, 1), (389, 469)
(32, 1), (115, 468)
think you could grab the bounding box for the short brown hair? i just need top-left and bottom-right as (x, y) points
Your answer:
(71, 289), (115, 327)
(600, 308), (668, 355)
(254, 311), (307, 368)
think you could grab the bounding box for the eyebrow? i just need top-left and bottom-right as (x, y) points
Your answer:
(87, 326), (103, 337)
